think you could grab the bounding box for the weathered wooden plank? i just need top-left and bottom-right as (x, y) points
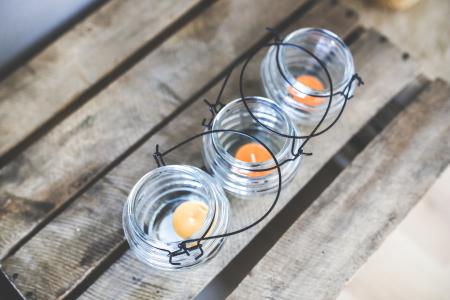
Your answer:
(337, 164), (450, 300)
(76, 30), (419, 299)
(228, 79), (450, 300)
(0, 0), (318, 260)
(0, 0), (207, 166)
(0, 1), (361, 299)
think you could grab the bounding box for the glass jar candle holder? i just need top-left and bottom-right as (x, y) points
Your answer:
(123, 165), (230, 270)
(202, 96), (301, 197)
(260, 27), (355, 126)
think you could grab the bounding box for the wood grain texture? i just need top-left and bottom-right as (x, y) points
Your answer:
(0, 0), (317, 261)
(0, 0), (204, 164)
(78, 31), (418, 299)
(228, 79), (450, 300)
(337, 165), (450, 300)
(0, 1), (361, 299)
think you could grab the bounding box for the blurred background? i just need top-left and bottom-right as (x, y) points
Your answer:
(0, 0), (106, 80)
(0, 0), (449, 299)
(339, 1), (450, 299)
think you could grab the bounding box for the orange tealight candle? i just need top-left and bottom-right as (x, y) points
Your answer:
(235, 143), (273, 177)
(172, 201), (208, 239)
(288, 75), (325, 106)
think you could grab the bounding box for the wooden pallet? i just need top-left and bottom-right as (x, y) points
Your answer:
(1, 0), (449, 299)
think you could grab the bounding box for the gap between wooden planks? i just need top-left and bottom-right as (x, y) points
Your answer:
(0, 0), (316, 261)
(228, 79), (450, 300)
(0, 0), (362, 299)
(0, 0), (211, 167)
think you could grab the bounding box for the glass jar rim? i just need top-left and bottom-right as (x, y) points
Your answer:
(210, 96), (298, 172)
(277, 27), (355, 97)
(126, 165), (218, 251)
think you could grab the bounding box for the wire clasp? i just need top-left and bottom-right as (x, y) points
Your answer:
(201, 99), (225, 129)
(153, 144), (166, 168)
(168, 242), (204, 266)
(340, 73), (364, 101)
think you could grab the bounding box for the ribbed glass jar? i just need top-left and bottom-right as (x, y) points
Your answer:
(261, 27), (355, 125)
(123, 165), (230, 270)
(202, 96), (301, 197)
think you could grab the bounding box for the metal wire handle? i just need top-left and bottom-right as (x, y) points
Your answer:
(145, 27), (364, 265)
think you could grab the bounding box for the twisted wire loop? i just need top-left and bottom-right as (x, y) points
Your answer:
(201, 64), (234, 129)
(168, 242), (204, 266)
(145, 27), (364, 265)
(266, 26), (283, 42)
(152, 144), (166, 168)
(201, 99), (225, 129)
(292, 148), (312, 160)
(340, 73), (364, 100)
